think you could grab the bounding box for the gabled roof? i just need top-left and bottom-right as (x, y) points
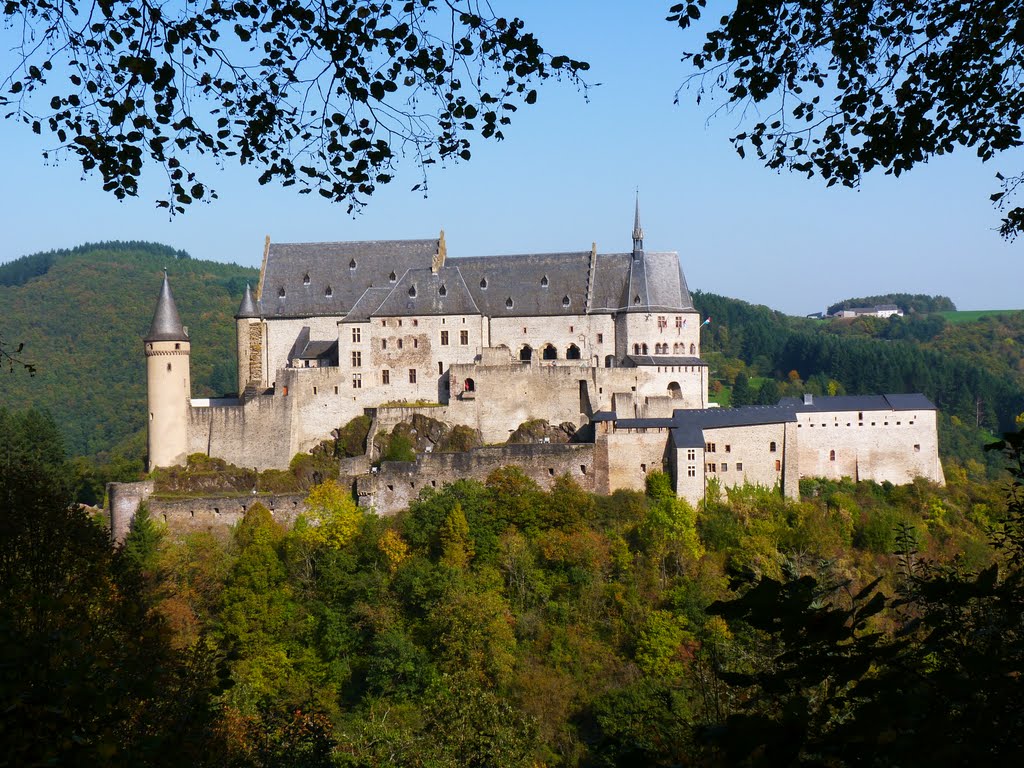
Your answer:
(294, 340), (338, 360)
(343, 287), (393, 323)
(261, 239), (438, 318)
(372, 265), (480, 317)
(456, 251), (592, 317)
(669, 405), (798, 449)
(145, 273), (189, 342)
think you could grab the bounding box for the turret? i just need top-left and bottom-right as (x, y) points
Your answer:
(145, 272), (191, 470)
(235, 282), (265, 397)
(632, 192), (644, 256)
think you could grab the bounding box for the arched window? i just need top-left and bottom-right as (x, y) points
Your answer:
(641, 343), (649, 355)
(829, 449), (836, 461)
(389, 271), (397, 282)
(408, 285), (417, 297)
(519, 345), (533, 361)
(464, 378), (476, 392)
(634, 295), (641, 305)
(633, 343), (640, 355)
(541, 275), (549, 287)
(689, 343), (696, 355)
(668, 382), (682, 399)
(439, 285), (447, 296)
(278, 287), (286, 298)
(542, 344), (557, 360)
(605, 355), (614, 368)
(566, 344), (581, 360)
(562, 295), (571, 308)
(480, 277), (488, 289)
(349, 259), (357, 270)
(506, 297), (514, 309)
(302, 273), (310, 285)
(325, 285), (333, 298)
(769, 441), (777, 452)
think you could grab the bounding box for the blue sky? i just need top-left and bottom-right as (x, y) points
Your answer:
(0, 2), (1019, 315)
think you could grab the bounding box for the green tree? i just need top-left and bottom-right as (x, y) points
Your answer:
(731, 371), (752, 407)
(674, 1), (1024, 238)
(2, 1), (586, 213)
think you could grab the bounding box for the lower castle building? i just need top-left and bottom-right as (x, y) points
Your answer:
(139, 206), (943, 524)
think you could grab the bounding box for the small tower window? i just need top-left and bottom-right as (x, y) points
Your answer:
(408, 285), (417, 297)
(562, 295), (570, 307)
(389, 271), (397, 282)
(505, 297), (514, 309)
(541, 275), (549, 287)
(325, 285), (333, 298)
(439, 284), (447, 297)
(349, 259), (357, 270)
(480, 277), (488, 289)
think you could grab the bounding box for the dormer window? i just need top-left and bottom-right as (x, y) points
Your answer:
(278, 287), (286, 298)
(480, 277), (487, 289)
(439, 284), (447, 297)
(505, 297), (514, 309)
(389, 271), (397, 282)
(633, 295), (641, 305)
(325, 285), (333, 298)
(302, 273), (310, 285)
(562, 295), (570, 307)
(541, 275), (549, 288)
(408, 285), (417, 297)
(349, 259), (357, 270)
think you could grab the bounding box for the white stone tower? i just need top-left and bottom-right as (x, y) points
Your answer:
(145, 272), (191, 470)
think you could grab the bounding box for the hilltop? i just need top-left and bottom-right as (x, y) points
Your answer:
(0, 242), (257, 457)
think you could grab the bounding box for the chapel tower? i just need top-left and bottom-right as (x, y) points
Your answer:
(145, 272), (191, 470)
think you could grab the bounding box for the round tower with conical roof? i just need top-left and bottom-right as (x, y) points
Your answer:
(235, 282), (265, 398)
(145, 272), (191, 470)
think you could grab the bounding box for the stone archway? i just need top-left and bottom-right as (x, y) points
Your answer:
(668, 381), (682, 399)
(519, 344), (533, 361)
(542, 343), (557, 360)
(566, 343), (581, 360)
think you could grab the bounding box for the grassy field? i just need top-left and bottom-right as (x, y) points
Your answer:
(939, 309), (1022, 324)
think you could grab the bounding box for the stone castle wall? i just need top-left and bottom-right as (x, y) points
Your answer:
(356, 442), (597, 514)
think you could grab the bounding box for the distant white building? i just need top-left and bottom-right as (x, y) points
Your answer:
(834, 304), (904, 319)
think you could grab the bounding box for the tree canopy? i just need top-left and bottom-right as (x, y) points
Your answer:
(1, 1), (587, 212)
(673, 0), (1024, 238)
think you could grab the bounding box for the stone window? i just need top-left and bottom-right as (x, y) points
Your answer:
(408, 285), (417, 297)
(566, 343), (581, 360)
(562, 295), (570, 307)
(541, 275), (549, 287)
(389, 271), (397, 282)
(506, 297), (514, 309)
(303, 273), (310, 285)
(641, 343), (649, 355)
(352, 373), (362, 389)
(657, 316), (667, 329)
(725, 444), (731, 453)
(413, 339), (419, 348)
(775, 459), (781, 471)
(687, 465), (696, 477)
(352, 327), (361, 343)
(830, 450), (836, 461)
(398, 319), (403, 326)
(278, 287), (285, 297)
(382, 369), (390, 385)
(769, 441), (777, 452)
(312, 386), (318, 395)
(382, 339), (387, 350)
(705, 442), (716, 453)
(633, 343), (640, 355)
(460, 330), (469, 345)
(409, 369), (417, 384)
(687, 449), (695, 461)
(325, 285), (333, 298)
(351, 351), (361, 367)
(413, 319), (418, 327)
(597, 333), (603, 343)
(441, 330), (449, 345)
(381, 319), (387, 326)
(438, 361), (444, 375)
(706, 463), (717, 472)
(334, 385), (339, 395)
(689, 343), (695, 354)
(480, 277), (487, 289)
(675, 316), (683, 328)
(398, 339), (403, 349)
(914, 444), (921, 452)
(721, 463), (728, 472)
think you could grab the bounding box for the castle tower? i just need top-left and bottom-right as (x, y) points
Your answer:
(235, 282), (265, 397)
(145, 272), (191, 470)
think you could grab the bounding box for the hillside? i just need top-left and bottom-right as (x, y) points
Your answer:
(0, 243), (257, 456)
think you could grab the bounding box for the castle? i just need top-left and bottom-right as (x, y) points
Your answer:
(139, 204), (943, 523)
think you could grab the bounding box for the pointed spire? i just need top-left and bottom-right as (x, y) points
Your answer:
(236, 282), (259, 318)
(145, 271), (188, 342)
(632, 192), (644, 255)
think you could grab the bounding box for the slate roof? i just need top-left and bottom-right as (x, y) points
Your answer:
(626, 355), (705, 367)
(261, 239), (438, 318)
(294, 340), (338, 361)
(669, 405), (799, 449)
(236, 283), (259, 318)
(146, 274), (189, 342)
(592, 411), (617, 422)
(343, 287), (392, 323)
(372, 266), (480, 317)
(258, 235), (695, 319)
(614, 417), (675, 430)
(778, 394), (937, 412)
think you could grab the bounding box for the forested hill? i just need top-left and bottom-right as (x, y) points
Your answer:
(0, 243), (257, 456)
